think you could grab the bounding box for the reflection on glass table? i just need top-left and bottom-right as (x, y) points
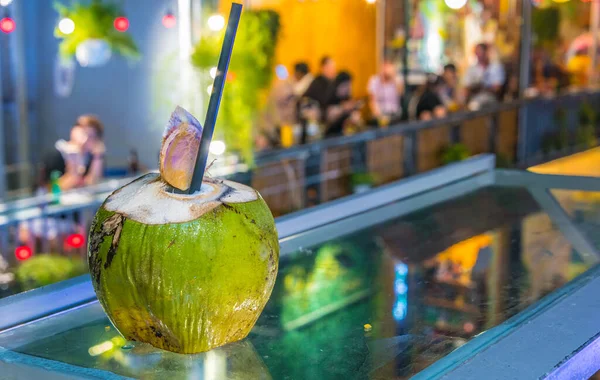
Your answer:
(529, 147), (600, 178)
(1, 183), (596, 379)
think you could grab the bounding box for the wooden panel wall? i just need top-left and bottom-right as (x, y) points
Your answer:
(460, 118), (490, 155)
(367, 135), (404, 184)
(320, 146), (352, 202)
(496, 109), (518, 160)
(251, 159), (305, 216)
(417, 126), (450, 173)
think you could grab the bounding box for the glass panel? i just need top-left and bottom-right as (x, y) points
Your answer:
(0, 186), (596, 378)
(550, 189), (600, 252)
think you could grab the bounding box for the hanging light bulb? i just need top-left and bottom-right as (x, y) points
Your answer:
(162, 12), (176, 28)
(366, 0), (376, 4)
(0, 17), (15, 33)
(445, 0), (467, 9)
(207, 15), (225, 31)
(15, 246), (32, 261)
(58, 17), (75, 35)
(0, 0), (13, 6)
(209, 67), (218, 79)
(114, 16), (130, 32)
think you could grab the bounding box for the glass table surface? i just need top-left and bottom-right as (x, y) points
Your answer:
(0, 184), (598, 379)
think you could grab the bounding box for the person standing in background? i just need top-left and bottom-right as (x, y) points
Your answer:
(367, 57), (404, 126)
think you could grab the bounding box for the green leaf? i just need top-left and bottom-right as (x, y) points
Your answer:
(190, 10), (281, 165)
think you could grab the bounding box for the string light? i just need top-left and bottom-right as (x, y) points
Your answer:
(162, 12), (176, 28)
(207, 84), (213, 95)
(114, 16), (129, 32)
(0, 17), (15, 33)
(209, 67), (217, 79)
(58, 17), (75, 35)
(66, 233), (85, 249)
(207, 15), (225, 31)
(15, 246), (32, 261)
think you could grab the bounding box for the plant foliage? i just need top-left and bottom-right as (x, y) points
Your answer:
(440, 143), (471, 165)
(191, 10), (280, 164)
(16, 254), (86, 290)
(576, 103), (598, 149)
(54, 0), (140, 60)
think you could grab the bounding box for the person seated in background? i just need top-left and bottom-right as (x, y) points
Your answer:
(303, 56), (337, 121)
(260, 66), (298, 147)
(324, 71), (363, 137)
(37, 115), (105, 192)
(501, 61), (520, 101)
(292, 62), (314, 97)
(566, 48), (592, 88)
(410, 74), (446, 121)
(367, 57), (404, 126)
(437, 63), (462, 110)
(464, 43), (505, 107)
(530, 48), (569, 96)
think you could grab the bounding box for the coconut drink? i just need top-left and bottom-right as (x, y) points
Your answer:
(88, 105), (278, 354)
(88, 4), (278, 354)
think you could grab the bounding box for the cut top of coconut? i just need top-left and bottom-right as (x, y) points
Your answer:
(104, 173), (258, 224)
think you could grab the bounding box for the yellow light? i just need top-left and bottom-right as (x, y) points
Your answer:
(445, 0), (467, 9)
(209, 67), (218, 79)
(58, 18), (75, 35)
(366, 0), (376, 3)
(207, 15), (225, 31)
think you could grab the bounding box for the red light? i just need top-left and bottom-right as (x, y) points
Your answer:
(0, 17), (15, 34)
(162, 14), (176, 29)
(114, 16), (129, 32)
(66, 233), (85, 249)
(463, 322), (475, 333)
(15, 246), (32, 261)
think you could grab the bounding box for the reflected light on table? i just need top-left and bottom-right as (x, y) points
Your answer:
(204, 349), (227, 380)
(393, 262), (408, 321)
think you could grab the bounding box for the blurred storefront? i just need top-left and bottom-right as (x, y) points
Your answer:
(383, 0), (520, 86)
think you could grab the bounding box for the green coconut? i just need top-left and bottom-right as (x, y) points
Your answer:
(88, 107), (279, 354)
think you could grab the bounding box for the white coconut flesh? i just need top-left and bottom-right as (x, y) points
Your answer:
(104, 173), (258, 224)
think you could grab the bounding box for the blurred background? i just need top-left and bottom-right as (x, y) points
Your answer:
(1, 1), (600, 377)
(0, 0), (599, 295)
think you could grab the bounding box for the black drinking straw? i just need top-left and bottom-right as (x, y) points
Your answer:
(188, 3), (243, 193)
